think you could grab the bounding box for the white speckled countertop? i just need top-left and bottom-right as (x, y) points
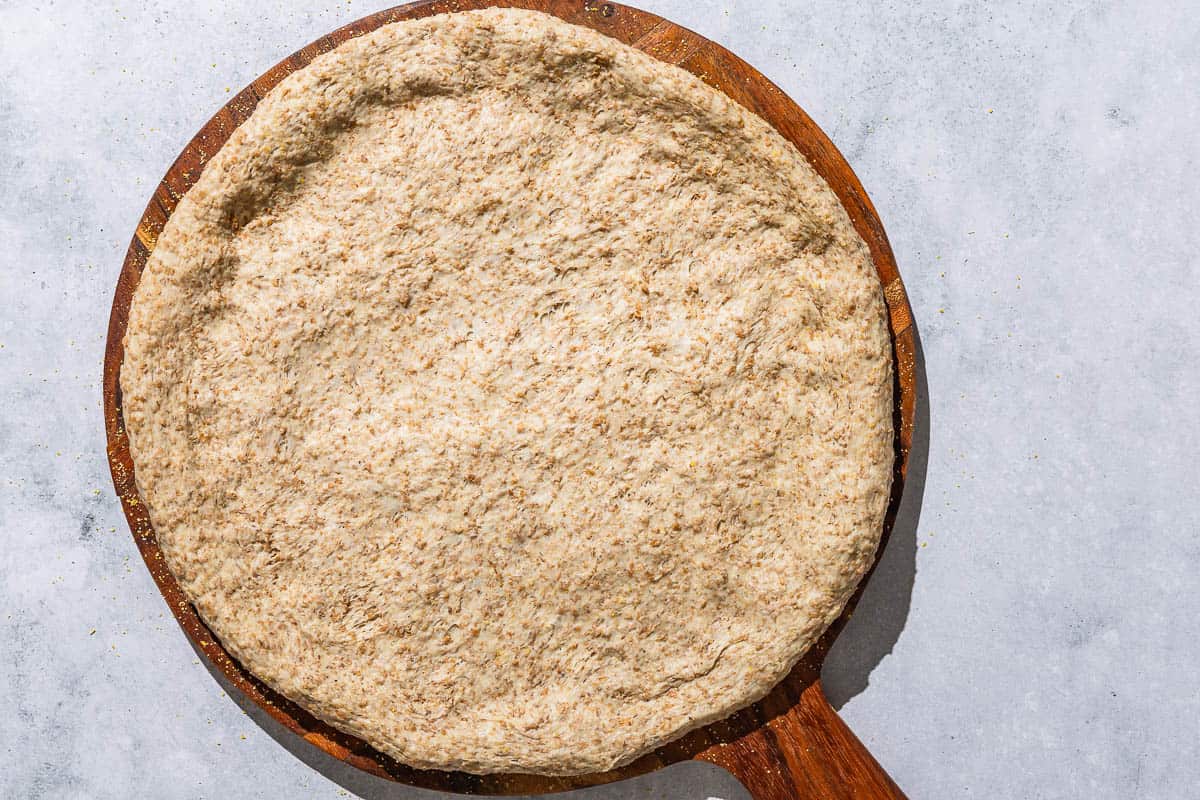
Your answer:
(2, 1), (1197, 798)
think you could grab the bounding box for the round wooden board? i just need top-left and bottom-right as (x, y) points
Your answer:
(103, 2), (915, 797)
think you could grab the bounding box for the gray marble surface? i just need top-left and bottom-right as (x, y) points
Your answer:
(2, 0), (1197, 797)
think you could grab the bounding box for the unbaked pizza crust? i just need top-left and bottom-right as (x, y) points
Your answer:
(122, 8), (893, 776)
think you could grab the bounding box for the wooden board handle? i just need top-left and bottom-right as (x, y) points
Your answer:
(696, 679), (907, 800)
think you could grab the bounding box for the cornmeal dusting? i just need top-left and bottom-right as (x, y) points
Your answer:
(122, 8), (893, 775)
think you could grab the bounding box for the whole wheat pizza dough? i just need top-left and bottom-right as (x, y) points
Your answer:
(122, 7), (893, 776)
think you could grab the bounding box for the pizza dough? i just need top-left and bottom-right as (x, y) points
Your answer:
(122, 8), (893, 776)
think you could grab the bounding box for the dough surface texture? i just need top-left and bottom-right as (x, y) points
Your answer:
(122, 8), (893, 776)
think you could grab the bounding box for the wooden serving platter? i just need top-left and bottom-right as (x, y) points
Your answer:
(103, 2), (916, 797)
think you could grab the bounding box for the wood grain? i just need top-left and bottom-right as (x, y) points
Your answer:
(103, 2), (916, 797)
